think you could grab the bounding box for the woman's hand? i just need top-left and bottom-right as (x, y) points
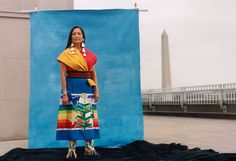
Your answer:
(91, 68), (99, 103)
(94, 91), (99, 103)
(62, 94), (69, 105)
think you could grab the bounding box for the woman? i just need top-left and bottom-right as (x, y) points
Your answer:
(56, 26), (100, 158)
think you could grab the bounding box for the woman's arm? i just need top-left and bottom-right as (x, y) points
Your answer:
(60, 62), (69, 105)
(91, 68), (99, 102)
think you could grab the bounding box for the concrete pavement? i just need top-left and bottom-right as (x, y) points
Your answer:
(144, 115), (236, 153)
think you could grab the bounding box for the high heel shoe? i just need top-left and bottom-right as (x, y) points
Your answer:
(84, 149), (101, 156)
(66, 141), (78, 159)
(66, 149), (78, 159)
(84, 140), (101, 156)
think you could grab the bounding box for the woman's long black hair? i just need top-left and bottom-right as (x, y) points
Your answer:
(65, 26), (86, 49)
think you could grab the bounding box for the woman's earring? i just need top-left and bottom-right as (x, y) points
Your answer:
(81, 42), (86, 57)
(70, 43), (75, 55)
(81, 42), (85, 48)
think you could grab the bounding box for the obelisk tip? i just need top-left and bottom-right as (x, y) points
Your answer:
(162, 30), (168, 36)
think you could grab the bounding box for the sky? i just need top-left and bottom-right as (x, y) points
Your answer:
(74, 0), (236, 89)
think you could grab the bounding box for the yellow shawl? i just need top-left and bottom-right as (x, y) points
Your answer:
(57, 48), (96, 86)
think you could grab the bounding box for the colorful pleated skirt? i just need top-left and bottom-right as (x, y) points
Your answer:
(56, 76), (100, 140)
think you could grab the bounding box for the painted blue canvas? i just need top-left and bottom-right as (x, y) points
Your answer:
(29, 9), (143, 148)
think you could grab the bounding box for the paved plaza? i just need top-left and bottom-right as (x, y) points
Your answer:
(144, 115), (236, 153)
(1, 115), (236, 156)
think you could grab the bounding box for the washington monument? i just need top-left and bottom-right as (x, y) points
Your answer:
(161, 30), (172, 88)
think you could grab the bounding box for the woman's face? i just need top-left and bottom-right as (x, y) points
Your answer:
(71, 28), (84, 46)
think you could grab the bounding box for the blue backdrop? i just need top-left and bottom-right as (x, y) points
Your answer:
(29, 9), (143, 148)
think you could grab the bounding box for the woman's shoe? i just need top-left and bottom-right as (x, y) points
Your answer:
(66, 149), (78, 159)
(66, 141), (78, 159)
(84, 149), (101, 156)
(84, 140), (101, 156)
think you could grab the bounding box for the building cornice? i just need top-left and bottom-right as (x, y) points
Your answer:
(0, 10), (29, 19)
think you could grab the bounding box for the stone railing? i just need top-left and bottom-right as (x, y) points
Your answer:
(142, 83), (236, 111)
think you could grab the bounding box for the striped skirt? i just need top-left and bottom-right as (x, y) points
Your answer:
(56, 77), (100, 140)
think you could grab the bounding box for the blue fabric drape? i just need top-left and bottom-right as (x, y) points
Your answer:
(29, 9), (143, 148)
